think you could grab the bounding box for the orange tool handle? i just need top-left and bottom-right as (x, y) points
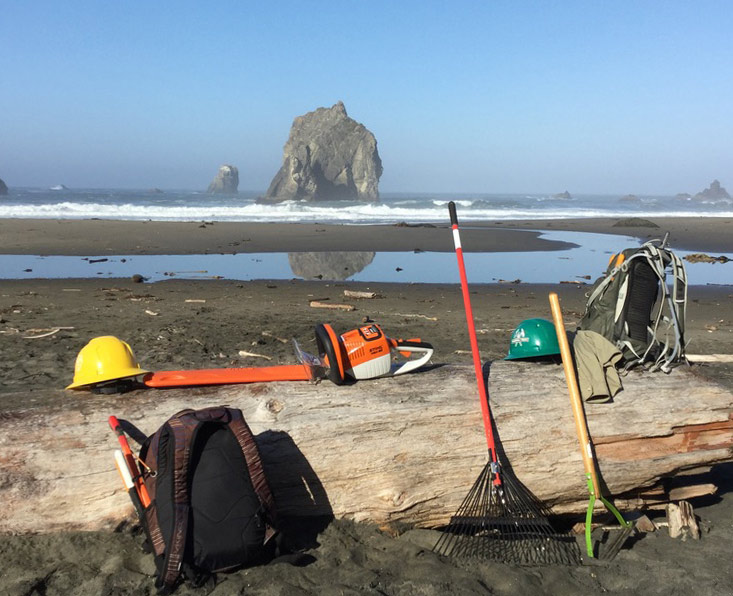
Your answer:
(449, 201), (498, 463)
(548, 292), (601, 497)
(108, 415), (151, 508)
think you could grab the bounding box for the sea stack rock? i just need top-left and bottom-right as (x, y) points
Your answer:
(207, 165), (239, 194)
(0, 178), (7, 195)
(263, 101), (382, 203)
(693, 179), (730, 201)
(553, 190), (572, 199)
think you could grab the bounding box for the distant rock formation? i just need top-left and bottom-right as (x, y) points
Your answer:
(207, 165), (239, 194)
(288, 251), (375, 280)
(148, 188), (164, 194)
(553, 190), (572, 199)
(619, 194), (639, 202)
(0, 178), (7, 195)
(263, 101), (382, 203)
(693, 179), (730, 201)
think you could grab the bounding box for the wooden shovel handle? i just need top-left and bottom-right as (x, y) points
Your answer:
(548, 292), (601, 497)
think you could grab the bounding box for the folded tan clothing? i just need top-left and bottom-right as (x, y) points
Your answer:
(573, 330), (623, 403)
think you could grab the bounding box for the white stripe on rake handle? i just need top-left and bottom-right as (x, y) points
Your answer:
(452, 228), (462, 249)
(114, 449), (135, 490)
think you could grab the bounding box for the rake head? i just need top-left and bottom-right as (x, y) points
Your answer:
(434, 461), (581, 566)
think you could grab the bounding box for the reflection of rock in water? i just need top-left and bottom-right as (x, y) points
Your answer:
(289, 252), (375, 280)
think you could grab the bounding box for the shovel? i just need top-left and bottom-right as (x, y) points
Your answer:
(549, 292), (635, 560)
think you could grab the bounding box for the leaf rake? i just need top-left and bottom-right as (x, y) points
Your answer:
(433, 202), (580, 566)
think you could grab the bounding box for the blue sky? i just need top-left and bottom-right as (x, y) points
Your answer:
(1, 1), (731, 194)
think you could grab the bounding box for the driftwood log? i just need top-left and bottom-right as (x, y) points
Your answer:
(1, 361), (731, 534)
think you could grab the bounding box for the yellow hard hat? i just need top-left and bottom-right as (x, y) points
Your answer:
(66, 336), (149, 389)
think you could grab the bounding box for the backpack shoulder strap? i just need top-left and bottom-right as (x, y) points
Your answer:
(226, 408), (278, 540)
(157, 410), (201, 591)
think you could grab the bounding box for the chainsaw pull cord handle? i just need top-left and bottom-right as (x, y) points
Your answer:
(449, 201), (498, 463)
(109, 415), (151, 508)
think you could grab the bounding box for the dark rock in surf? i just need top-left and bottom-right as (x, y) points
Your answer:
(693, 179), (730, 201)
(553, 190), (572, 199)
(207, 165), (239, 194)
(262, 101), (382, 203)
(619, 194), (640, 203)
(0, 178), (7, 195)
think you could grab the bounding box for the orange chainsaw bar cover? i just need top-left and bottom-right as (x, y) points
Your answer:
(143, 364), (313, 388)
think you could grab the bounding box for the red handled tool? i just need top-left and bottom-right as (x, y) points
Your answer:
(108, 415), (150, 508)
(113, 449), (146, 516)
(433, 201), (580, 565)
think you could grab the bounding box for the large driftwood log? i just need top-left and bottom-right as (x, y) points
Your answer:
(0, 361), (731, 534)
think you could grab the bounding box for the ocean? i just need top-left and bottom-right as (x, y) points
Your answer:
(1, 187), (731, 284)
(2, 187), (732, 223)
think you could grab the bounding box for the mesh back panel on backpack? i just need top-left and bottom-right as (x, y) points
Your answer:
(620, 259), (659, 347)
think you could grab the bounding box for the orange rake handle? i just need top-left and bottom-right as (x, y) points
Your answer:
(143, 364), (313, 388)
(449, 201), (498, 464)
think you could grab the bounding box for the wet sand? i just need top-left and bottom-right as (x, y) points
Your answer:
(1, 216), (732, 595)
(0, 216), (731, 255)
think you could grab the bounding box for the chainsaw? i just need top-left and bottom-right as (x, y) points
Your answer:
(305, 322), (434, 385)
(142, 322), (433, 388)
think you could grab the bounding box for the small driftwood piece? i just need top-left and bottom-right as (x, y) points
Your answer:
(309, 300), (355, 311)
(343, 290), (378, 299)
(0, 361), (731, 534)
(21, 327), (75, 339)
(666, 501), (700, 540)
(238, 350), (272, 360)
(687, 354), (733, 363)
(262, 331), (289, 344)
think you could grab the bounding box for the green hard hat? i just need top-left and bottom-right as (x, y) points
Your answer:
(505, 318), (560, 360)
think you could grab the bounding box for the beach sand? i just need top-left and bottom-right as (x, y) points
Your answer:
(1, 217), (732, 595)
(0, 215), (731, 255)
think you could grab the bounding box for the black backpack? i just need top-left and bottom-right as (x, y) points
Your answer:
(577, 236), (688, 372)
(131, 406), (278, 593)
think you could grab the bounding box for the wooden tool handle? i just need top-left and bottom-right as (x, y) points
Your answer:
(548, 292), (601, 496)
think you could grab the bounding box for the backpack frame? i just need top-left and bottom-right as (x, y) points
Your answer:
(578, 236), (688, 373)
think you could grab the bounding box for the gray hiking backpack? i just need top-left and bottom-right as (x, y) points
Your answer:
(577, 235), (688, 373)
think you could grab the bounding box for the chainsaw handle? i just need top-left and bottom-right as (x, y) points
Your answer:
(392, 339), (434, 350)
(390, 343), (434, 376)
